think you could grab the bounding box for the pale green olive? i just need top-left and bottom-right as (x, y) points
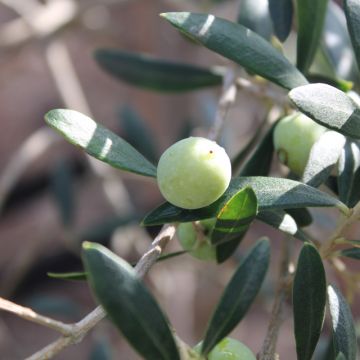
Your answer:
(177, 219), (216, 261)
(273, 113), (326, 176)
(194, 337), (256, 360)
(157, 137), (231, 209)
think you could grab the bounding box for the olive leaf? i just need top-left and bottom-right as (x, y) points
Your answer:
(202, 238), (270, 355)
(161, 12), (308, 89)
(211, 187), (258, 262)
(293, 243), (327, 360)
(296, 0), (329, 73)
(289, 83), (360, 139)
(302, 130), (346, 187)
(328, 285), (358, 360)
(338, 140), (360, 207)
(269, 0), (293, 42)
(142, 176), (347, 226)
(45, 109), (157, 178)
(82, 242), (180, 360)
(95, 49), (224, 92)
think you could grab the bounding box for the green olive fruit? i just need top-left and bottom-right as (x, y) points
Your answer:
(157, 137), (231, 209)
(273, 113), (326, 175)
(177, 219), (216, 261)
(194, 337), (256, 360)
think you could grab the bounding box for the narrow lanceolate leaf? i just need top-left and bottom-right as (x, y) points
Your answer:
(328, 285), (358, 360)
(161, 12), (308, 90)
(302, 131), (346, 187)
(344, 0), (360, 72)
(45, 109), (157, 177)
(293, 243), (326, 360)
(82, 242), (180, 360)
(237, 0), (273, 40)
(211, 187), (258, 262)
(95, 49), (224, 92)
(257, 210), (308, 241)
(142, 176), (347, 226)
(338, 140), (360, 207)
(212, 187), (257, 245)
(269, 0), (293, 42)
(201, 238), (270, 356)
(340, 247), (360, 260)
(289, 83), (360, 139)
(239, 121), (275, 177)
(296, 0), (329, 73)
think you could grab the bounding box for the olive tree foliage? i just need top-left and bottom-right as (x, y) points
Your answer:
(3, 0), (360, 359)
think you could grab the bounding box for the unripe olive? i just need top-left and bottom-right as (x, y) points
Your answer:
(157, 137), (231, 209)
(194, 337), (256, 360)
(273, 113), (326, 175)
(177, 219), (216, 261)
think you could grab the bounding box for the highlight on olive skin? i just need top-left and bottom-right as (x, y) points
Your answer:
(273, 112), (326, 175)
(177, 219), (216, 261)
(156, 137), (232, 209)
(194, 337), (256, 360)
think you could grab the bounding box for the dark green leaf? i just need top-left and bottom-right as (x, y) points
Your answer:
(142, 176), (347, 225)
(296, 0), (329, 73)
(50, 160), (74, 227)
(257, 210), (309, 241)
(344, 0), (360, 73)
(338, 140), (360, 207)
(202, 238), (270, 355)
(286, 208), (313, 227)
(328, 284), (358, 360)
(340, 248), (360, 260)
(95, 49), (224, 92)
(268, 0), (293, 42)
(47, 271), (87, 281)
(302, 131), (346, 187)
(289, 83), (360, 139)
(237, 0), (273, 40)
(239, 121), (275, 176)
(118, 105), (158, 163)
(82, 242), (180, 360)
(161, 12), (308, 90)
(211, 187), (258, 262)
(322, 2), (359, 81)
(211, 187), (257, 245)
(293, 243), (327, 360)
(45, 109), (157, 178)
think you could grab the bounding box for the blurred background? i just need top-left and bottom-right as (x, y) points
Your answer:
(0, 0), (358, 359)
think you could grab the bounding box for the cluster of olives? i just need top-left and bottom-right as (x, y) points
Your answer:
(156, 113), (323, 260)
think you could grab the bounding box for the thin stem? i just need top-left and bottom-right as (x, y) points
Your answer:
(0, 297), (73, 336)
(208, 69), (237, 142)
(258, 239), (291, 360)
(320, 201), (360, 258)
(25, 224), (177, 360)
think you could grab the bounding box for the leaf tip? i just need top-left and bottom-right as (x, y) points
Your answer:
(82, 241), (94, 251)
